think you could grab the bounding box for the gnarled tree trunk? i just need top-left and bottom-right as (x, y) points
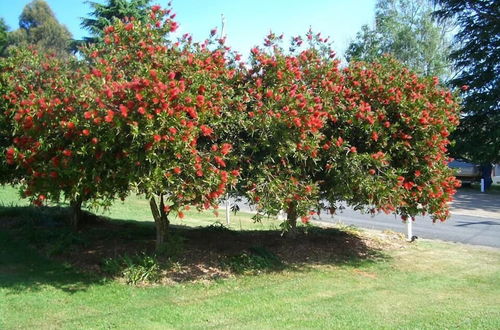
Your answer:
(69, 198), (83, 230)
(150, 194), (169, 251)
(286, 202), (298, 239)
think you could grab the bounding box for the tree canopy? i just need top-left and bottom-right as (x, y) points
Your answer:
(346, 0), (453, 79)
(81, 0), (153, 44)
(7, 0), (72, 57)
(0, 18), (8, 57)
(434, 0), (500, 164)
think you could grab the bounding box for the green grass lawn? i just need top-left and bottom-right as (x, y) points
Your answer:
(1, 185), (500, 329)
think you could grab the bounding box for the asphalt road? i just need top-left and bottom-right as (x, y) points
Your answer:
(230, 189), (500, 248)
(313, 206), (500, 249)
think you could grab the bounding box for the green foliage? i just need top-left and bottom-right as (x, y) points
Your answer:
(7, 0), (72, 57)
(157, 233), (185, 258)
(0, 18), (8, 57)
(346, 0), (453, 79)
(81, 0), (153, 44)
(102, 253), (160, 285)
(434, 0), (499, 164)
(223, 246), (283, 274)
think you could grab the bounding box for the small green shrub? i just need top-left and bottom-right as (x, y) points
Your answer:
(223, 246), (283, 274)
(205, 221), (233, 233)
(157, 233), (185, 258)
(46, 232), (85, 256)
(102, 253), (161, 285)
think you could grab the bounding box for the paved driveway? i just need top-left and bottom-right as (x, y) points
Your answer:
(229, 189), (500, 248)
(314, 189), (500, 248)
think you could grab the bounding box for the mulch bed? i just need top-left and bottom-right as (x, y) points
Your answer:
(1, 212), (407, 284)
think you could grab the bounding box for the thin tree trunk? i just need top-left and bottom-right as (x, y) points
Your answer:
(150, 194), (169, 252)
(70, 198), (83, 230)
(286, 202), (298, 239)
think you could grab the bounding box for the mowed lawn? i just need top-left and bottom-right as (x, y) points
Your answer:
(1, 185), (500, 329)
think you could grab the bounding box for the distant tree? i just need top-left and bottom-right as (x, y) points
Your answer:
(81, 0), (153, 44)
(346, 0), (453, 79)
(434, 0), (500, 165)
(0, 18), (8, 56)
(7, 0), (72, 57)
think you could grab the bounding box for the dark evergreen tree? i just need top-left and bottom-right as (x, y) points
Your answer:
(0, 18), (8, 56)
(81, 0), (153, 44)
(434, 0), (499, 165)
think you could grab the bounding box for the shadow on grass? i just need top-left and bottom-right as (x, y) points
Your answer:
(0, 205), (391, 291)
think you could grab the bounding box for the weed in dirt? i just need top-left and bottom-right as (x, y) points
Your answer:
(222, 246), (284, 274)
(102, 253), (161, 285)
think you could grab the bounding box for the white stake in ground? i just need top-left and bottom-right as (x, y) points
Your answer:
(225, 194), (230, 225)
(407, 218), (413, 241)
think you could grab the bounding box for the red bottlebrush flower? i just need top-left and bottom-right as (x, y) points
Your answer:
(104, 26), (115, 34)
(461, 85), (469, 91)
(220, 143), (232, 155)
(152, 5), (161, 12)
(350, 146), (357, 153)
(82, 129), (90, 136)
(178, 211), (184, 219)
(371, 131), (379, 141)
(368, 169), (376, 175)
(91, 137), (99, 145)
(125, 23), (134, 31)
(119, 104), (128, 117)
(170, 21), (179, 32)
(153, 134), (161, 142)
(50, 171), (58, 178)
(62, 150), (72, 157)
(336, 137), (344, 147)
(200, 125), (213, 136)
(137, 107), (146, 115)
(196, 95), (205, 105)
(415, 170), (421, 177)
(136, 93), (143, 101)
(214, 156), (226, 167)
(84, 111), (93, 119)
(231, 170), (240, 176)
(403, 181), (415, 190)
(173, 167), (182, 174)
(92, 68), (102, 77)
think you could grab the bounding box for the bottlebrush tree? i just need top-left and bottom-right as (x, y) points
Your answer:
(239, 32), (461, 234)
(320, 56), (461, 222)
(237, 32), (344, 235)
(1, 6), (242, 250)
(1, 47), (132, 227)
(77, 6), (241, 248)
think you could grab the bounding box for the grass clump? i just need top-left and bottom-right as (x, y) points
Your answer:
(102, 253), (161, 285)
(223, 246), (284, 274)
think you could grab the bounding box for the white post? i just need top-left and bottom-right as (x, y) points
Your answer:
(407, 219), (413, 241)
(225, 194), (230, 225)
(481, 178), (485, 193)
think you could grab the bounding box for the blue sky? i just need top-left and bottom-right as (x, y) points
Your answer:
(1, 0), (376, 59)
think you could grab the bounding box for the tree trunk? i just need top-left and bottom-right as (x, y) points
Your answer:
(70, 198), (83, 230)
(150, 194), (169, 252)
(286, 202), (298, 239)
